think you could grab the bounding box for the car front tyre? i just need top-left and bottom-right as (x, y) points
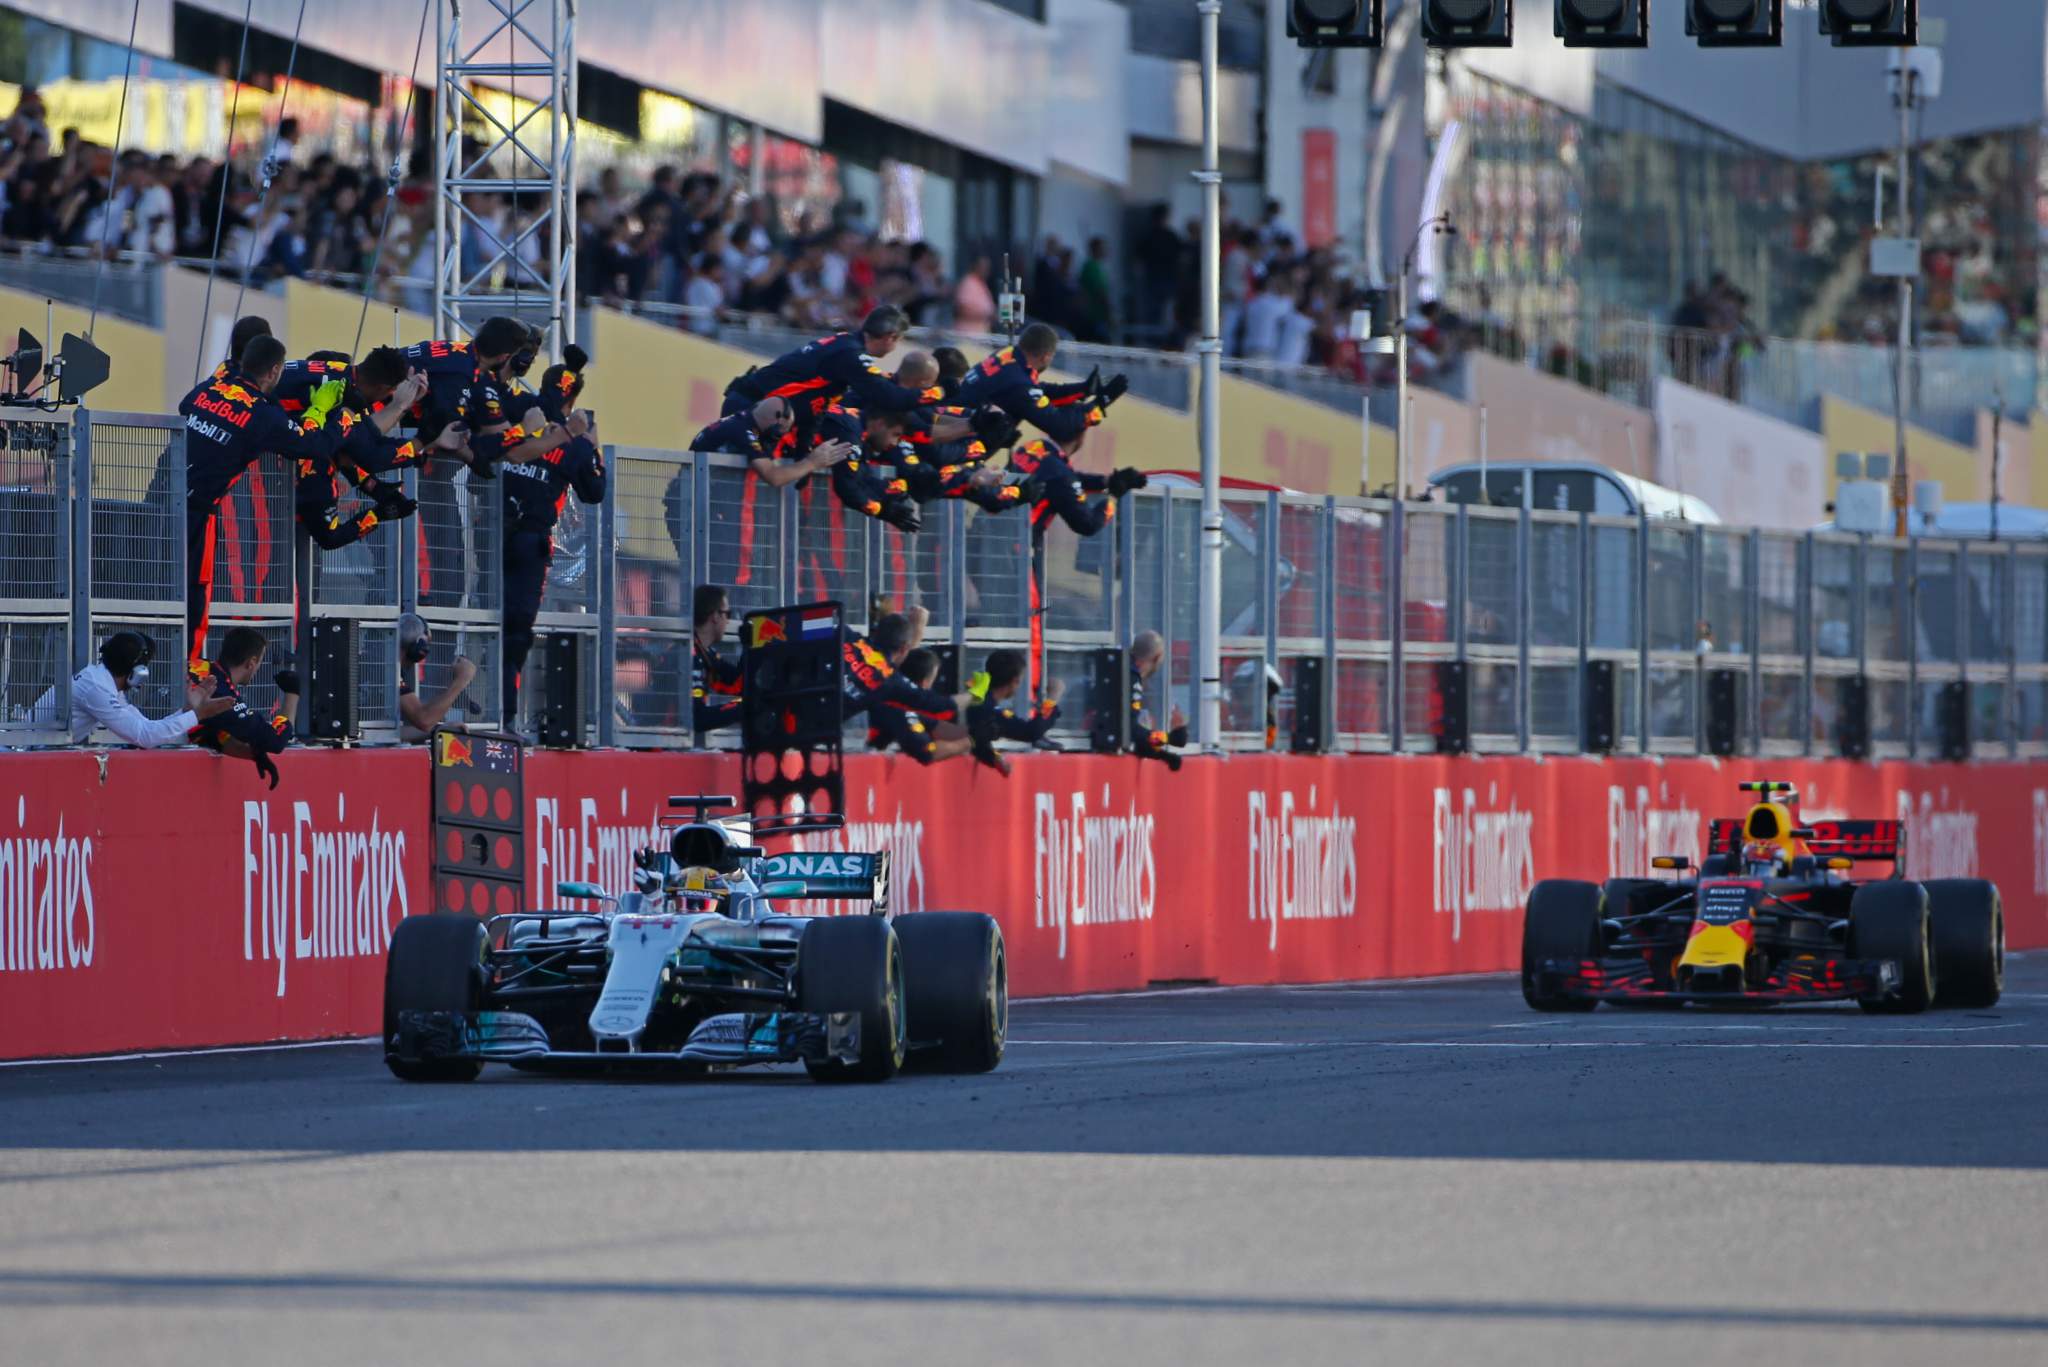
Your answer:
(798, 916), (907, 1082)
(1851, 881), (1935, 1014)
(1522, 880), (1603, 1013)
(384, 912), (488, 1082)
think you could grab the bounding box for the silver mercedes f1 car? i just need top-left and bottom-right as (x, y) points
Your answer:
(383, 796), (1006, 1082)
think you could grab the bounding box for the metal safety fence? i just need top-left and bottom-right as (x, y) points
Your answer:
(4, 405), (2046, 760)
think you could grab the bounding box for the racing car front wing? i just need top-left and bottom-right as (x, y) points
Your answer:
(1532, 955), (1902, 1006)
(392, 1008), (862, 1069)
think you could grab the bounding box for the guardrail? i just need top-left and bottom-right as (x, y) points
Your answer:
(2, 405), (2042, 759)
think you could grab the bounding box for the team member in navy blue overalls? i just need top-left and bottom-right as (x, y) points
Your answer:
(809, 402), (926, 532)
(964, 647), (1064, 774)
(188, 625), (300, 789)
(954, 321), (1129, 443)
(1005, 431), (1146, 691)
(720, 305), (944, 441)
(275, 348), (463, 550)
(177, 333), (349, 664)
(690, 583), (743, 739)
(403, 318), (583, 607)
(840, 609), (974, 766)
(499, 350), (604, 716)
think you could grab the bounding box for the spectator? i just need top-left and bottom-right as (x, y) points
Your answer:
(262, 200), (312, 280)
(1256, 197), (1296, 249)
(685, 252), (727, 331)
(1077, 236), (1115, 343)
(1240, 267), (1295, 360)
(954, 250), (995, 329)
(1134, 205), (1184, 344)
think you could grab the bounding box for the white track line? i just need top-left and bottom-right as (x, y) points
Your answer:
(0, 1037), (377, 1070)
(1008, 1038), (2048, 1051)
(1022, 971), (1513, 1004)
(1492, 1020), (2021, 1033)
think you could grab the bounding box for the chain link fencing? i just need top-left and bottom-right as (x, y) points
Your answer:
(3, 406), (2043, 761)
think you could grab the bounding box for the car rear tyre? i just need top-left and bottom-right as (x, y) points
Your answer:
(1925, 879), (2003, 1009)
(897, 912), (1006, 1073)
(798, 917), (906, 1082)
(384, 913), (488, 1082)
(1522, 880), (1602, 1012)
(1850, 881), (1935, 1014)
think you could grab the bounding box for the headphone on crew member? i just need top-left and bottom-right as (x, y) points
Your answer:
(398, 611), (432, 667)
(100, 630), (153, 683)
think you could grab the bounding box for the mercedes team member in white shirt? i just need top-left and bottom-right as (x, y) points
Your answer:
(35, 630), (233, 745)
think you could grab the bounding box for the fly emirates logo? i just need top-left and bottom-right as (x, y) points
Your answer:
(0, 798), (96, 974)
(1897, 789), (1979, 879)
(533, 792), (667, 899)
(1606, 784), (1702, 878)
(242, 796), (411, 997)
(1033, 786), (1157, 960)
(1246, 789), (1358, 951)
(1432, 784), (1536, 940)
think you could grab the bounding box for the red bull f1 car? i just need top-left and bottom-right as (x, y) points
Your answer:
(1523, 782), (2004, 1013)
(383, 797), (1006, 1081)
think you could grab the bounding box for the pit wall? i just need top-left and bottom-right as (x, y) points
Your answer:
(2, 748), (2040, 1060)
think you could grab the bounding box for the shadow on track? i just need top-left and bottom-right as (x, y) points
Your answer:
(0, 1268), (2043, 1335)
(4, 967), (2047, 1171)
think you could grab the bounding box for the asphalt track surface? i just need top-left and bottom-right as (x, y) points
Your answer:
(5, 960), (2048, 1367)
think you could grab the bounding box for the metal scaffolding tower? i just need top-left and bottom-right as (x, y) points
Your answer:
(434, 0), (578, 356)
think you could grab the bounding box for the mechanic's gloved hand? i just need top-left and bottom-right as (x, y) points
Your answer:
(1083, 365), (1101, 393)
(970, 405), (1020, 449)
(253, 751), (281, 790)
(373, 486), (419, 520)
(881, 498), (923, 535)
(273, 667), (301, 698)
(1098, 373), (1130, 406)
(1106, 467), (1148, 497)
(301, 377), (347, 428)
(966, 670), (992, 702)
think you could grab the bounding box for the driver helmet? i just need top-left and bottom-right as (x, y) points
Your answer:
(675, 866), (728, 906)
(1741, 840), (1786, 873)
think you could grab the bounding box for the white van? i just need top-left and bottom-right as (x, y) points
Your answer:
(1427, 461), (1721, 522)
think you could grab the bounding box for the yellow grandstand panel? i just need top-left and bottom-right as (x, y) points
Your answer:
(0, 284), (166, 420)
(284, 279), (433, 362)
(1821, 396), (1982, 503)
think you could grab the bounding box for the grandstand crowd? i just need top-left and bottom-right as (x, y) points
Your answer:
(0, 88), (1474, 389)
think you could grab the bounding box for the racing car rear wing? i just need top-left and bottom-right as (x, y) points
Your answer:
(755, 850), (890, 913)
(1707, 817), (1905, 866)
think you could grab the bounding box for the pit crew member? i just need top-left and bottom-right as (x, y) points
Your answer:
(188, 625), (299, 789)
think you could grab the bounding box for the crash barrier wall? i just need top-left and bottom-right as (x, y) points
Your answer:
(0, 746), (2040, 1060)
(9, 404), (2048, 758)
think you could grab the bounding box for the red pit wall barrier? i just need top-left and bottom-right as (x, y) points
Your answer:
(1, 748), (2042, 1060)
